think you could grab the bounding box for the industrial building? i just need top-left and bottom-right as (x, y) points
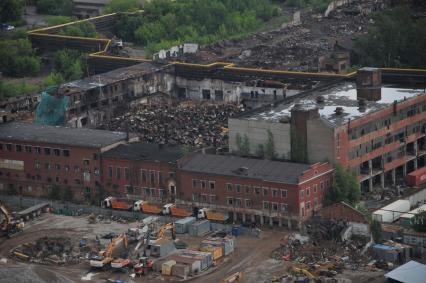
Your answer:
(229, 68), (426, 191)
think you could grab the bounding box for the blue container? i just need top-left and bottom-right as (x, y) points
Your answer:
(232, 225), (241, 237)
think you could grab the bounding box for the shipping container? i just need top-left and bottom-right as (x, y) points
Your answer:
(151, 239), (176, 257)
(162, 260), (176, 276)
(200, 245), (223, 260)
(171, 263), (190, 279)
(171, 255), (201, 274)
(372, 200), (410, 223)
(179, 249), (212, 270)
(406, 166), (426, 187)
(189, 220), (211, 237)
(399, 204), (426, 227)
(232, 225), (241, 236)
(175, 217), (196, 234)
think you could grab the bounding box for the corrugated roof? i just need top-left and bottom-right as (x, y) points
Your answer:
(385, 261), (426, 283)
(181, 154), (311, 184)
(0, 122), (127, 148)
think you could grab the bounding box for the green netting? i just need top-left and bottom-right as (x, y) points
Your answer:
(35, 86), (69, 126)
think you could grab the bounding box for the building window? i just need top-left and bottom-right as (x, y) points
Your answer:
(281, 189), (287, 198)
(65, 165), (70, 172)
(83, 159), (89, 166)
(63, 149), (70, 157)
(25, 146), (31, 153)
(83, 172), (90, 182)
(150, 171), (155, 184)
(45, 163), (51, 170)
(235, 198), (242, 207)
(35, 147), (41, 154)
(74, 166), (80, 173)
(272, 202), (278, 211)
(141, 170), (147, 182)
(201, 180), (207, 189)
(263, 201), (269, 210)
(263, 187), (269, 196)
(227, 198), (234, 205)
(320, 181), (324, 190)
(53, 149), (60, 156)
(227, 183), (233, 192)
(192, 193), (200, 202)
(126, 186), (134, 194)
(314, 184), (318, 193)
(300, 190), (304, 198)
(108, 166), (113, 178)
(55, 164), (61, 170)
(209, 181), (215, 190)
(210, 195), (216, 203)
(192, 179), (199, 188)
(281, 203), (288, 212)
(93, 153), (98, 160)
(55, 176), (60, 183)
(306, 201), (311, 210)
(326, 179), (330, 188)
(306, 187), (310, 196)
(245, 199), (252, 208)
(6, 144), (12, 151)
(254, 187), (261, 195)
(272, 188), (278, 198)
(245, 185), (251, 194)
(125, 168), (130, 180)
(201, 194), (208, 202)
(35, 161), (41, 169)
(159, 171), (163, 184)
(314, 198), (318, 208)
(16, 145), (22, 152)
(236, 184), (241, 193)
(85, 187), (91, 194)
(44, 148), (51, 155)
(116, 168), (121, 179)
(94, 168), (100, 176)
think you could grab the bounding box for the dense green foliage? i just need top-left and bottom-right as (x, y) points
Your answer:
(411, 211), (426, 232)
(285, 0), (331, 13)
(371, 219), (382, 243)
(0, 39), (41, 77)
(355, 7), (426, 68)
(324, 165), (361, 206)
(104, 0), (142, 13)
(114, 0), (279, 53)
(36, 0), (73, 16)
(0, 0), (22, 23)
(53, 49), (84, 81)
(44, 15), (73, 26)
(58, 21), (97, 37)
(0, 80), (39, 100)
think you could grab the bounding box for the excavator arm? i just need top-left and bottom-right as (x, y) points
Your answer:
(0, 202), (12, 231)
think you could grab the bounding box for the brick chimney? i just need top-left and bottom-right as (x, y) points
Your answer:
(356, 67), (382, 101)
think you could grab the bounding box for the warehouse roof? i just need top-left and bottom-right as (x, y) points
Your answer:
(102, 142), (183, 163)
(181, 154), (311, 184)
(385, 261), (426, 283)
(0, 122), (128, 148)
(242, 82), (425, 126)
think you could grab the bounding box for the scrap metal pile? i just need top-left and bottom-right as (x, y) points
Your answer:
(100, 102), (244, 148)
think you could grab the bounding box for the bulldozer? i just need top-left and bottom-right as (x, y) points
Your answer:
(0, 201), (24, 238)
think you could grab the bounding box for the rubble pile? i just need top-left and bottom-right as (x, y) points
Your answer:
(100, 102), (243, 148)
(12, 236), (90, 265)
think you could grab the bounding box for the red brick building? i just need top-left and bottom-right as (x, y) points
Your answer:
(0, 122), (133, 201)
(101, 143), (183, 202)
(178, 153), (333, 228)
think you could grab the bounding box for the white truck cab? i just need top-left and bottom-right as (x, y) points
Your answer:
(197, 208), (207, 219)
(133, 200), (144, 212)
(162, 203), (175, 215)
(101, 197), (113, 208)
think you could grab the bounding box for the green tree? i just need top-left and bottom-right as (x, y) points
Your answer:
(371, 219), (382, 243)
(264, 130), (276, 160)
(61, 186), (74, 202)
(0, 39), (41, 77)
(323, 165), (360, 206)
(53, 49), (84, 80)
(48, 185), (61, 200)
(42, 72), (64, 88)
(44, 15), (73, 26)
(411, 210), (426, 232)
(0, 0), (22, 23)
(36, 0), (73, 16)
(104, 0), (142, 13)
(58, 22), (97, 37)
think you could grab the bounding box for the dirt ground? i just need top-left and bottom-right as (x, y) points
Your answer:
(0, 214), (385, 283)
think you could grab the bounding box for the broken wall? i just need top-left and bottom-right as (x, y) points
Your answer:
(306, 118), (335, 164)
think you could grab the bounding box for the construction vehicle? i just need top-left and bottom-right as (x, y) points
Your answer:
(162, 203), (192, 217)
(90, 234), (128, 268)
(151, 223), (176, 242)
(197, 208), (229, 222)
(101, 197), (135, 210)
(0, 201), (24, 238)
(291, 266), (316, 280)
(222, 271), (243, 283)
(134, 200), (162, 214)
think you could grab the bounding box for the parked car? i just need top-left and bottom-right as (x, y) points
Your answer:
(1, 24), (15, 31)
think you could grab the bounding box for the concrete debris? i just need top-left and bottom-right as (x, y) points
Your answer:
(99, 102), (244, 148)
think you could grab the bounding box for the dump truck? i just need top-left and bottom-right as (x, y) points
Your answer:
(162, 204), (193, 217)
(197, 208), (229, 222)
(133, 200), (162, 214)
(101, 197), (134, 210)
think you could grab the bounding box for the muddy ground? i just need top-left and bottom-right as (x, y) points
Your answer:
(0, 213), (385, 283)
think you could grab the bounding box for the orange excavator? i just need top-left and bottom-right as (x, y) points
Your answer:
(0, 201), (24, 238)
(90, 234), (128, 268)
(222, 272), (243, 283)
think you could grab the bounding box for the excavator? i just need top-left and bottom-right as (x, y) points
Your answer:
(0, 201), (24, 238)
(222, 272), (243, 283)
(90, 233), (128, 268)
(150, 223), (176, 242)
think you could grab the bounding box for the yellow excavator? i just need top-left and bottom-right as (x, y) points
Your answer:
(291, 265), (316, 280)
(90, 234), (128, 268)
(222, 272), (243, 283)
(151, 223), (176, 242)
(0, 201), (24, 238)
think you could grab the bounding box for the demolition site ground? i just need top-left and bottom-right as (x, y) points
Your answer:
(0, 213), (385, 283)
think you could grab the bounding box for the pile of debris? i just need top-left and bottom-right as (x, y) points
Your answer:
(99, 102), (244, 148)
(11, 236), (87, 265)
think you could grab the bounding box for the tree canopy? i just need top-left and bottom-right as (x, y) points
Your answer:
(411, 210), (426, 232)
(323, 165), (361, 206)
(114, 0), (279, 53)
(36, 0), (73, 16)
(104, 0), (142, 13)
(355, 6), (426, 68)
(58, 21), (98, 37)
(0, 0), (22, 23)
(0, 39), (41, 77)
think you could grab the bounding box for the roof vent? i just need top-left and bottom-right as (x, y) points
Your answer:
(334, 107), (344, 115)
(235, 167), (248, 176)
(316, 95), (325, 103)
